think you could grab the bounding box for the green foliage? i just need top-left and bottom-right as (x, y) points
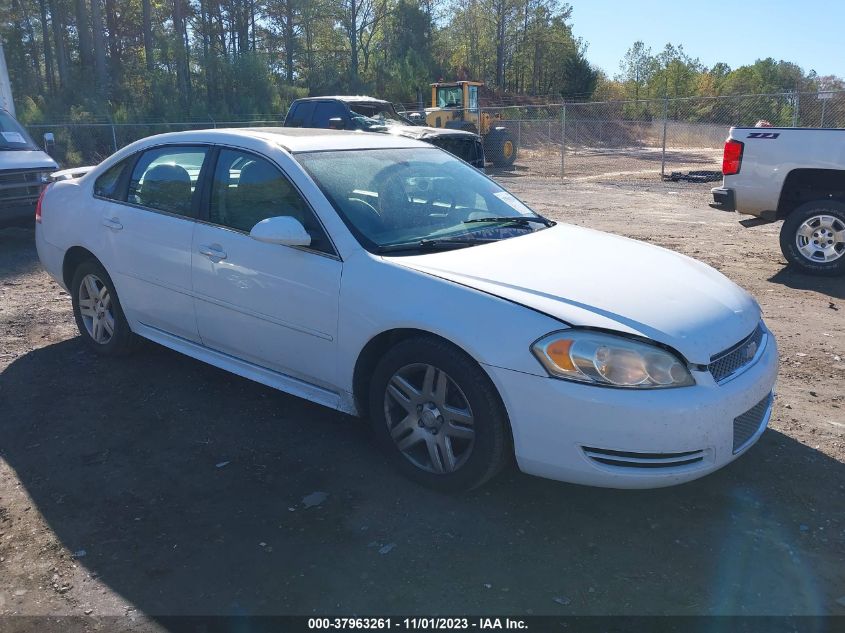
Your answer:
(1, 0), (840, 127)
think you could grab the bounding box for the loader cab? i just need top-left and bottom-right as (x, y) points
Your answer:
(430, 82), (480, 113)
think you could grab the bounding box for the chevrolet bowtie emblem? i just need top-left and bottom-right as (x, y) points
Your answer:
(745, 341), (758, 361)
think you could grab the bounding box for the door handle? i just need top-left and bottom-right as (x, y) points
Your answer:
(199, 244), (227, 261)
(101, 217), (123, 231)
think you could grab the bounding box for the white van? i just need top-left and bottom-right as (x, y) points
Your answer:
(0, 108), (58, 225)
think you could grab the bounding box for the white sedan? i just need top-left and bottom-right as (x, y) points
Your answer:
(35, 128), (778, 491)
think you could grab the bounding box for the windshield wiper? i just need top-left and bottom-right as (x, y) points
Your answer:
(463, 215), (554, 227)
(375, 236), (499, 254)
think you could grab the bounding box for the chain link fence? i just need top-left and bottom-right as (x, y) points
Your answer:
(25, 117), (283, 168)
(25, 91), (845, 181)
(482, 90), (845, 181)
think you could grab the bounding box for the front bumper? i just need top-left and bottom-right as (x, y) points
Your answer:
(710, 186), (736, 211)
(484, 328), (778, 488)
(0, 201), (37, 226)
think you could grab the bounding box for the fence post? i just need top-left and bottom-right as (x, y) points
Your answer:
(517, 119), (521, 149)
(560, 104), (566, 179)
(660, 96), (668, 179)
(792, 92), (799, 127)
(478, 106), (484, 166)
(110, 122), (118, 153)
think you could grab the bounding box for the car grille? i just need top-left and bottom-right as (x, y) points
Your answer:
(582, 446), (706, 469)
(709, 323), (766, 383)
(733, 392), (773, 453)
(0, 168), (48, 206)
(428, 137), (484, 167)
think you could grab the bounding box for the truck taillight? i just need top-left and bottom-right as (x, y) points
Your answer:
(35, 186), (48, 224)
(722, 139), (744, 176)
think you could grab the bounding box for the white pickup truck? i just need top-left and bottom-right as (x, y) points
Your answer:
(711, 127), (844, 276)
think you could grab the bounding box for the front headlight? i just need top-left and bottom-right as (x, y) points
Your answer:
(532, 330), (695, 388)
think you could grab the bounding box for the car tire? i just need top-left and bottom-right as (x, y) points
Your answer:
(70, 259), (138, 355)
(369, 336), (511, 492)
(779, 200), (845, 276)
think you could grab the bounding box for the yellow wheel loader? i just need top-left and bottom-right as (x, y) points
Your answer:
(424, 81), (517, 167)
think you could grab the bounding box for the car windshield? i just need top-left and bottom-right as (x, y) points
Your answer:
(349, 103), (411, 129)
(295, 147), (551, 254)
(0, 110), (38, 151)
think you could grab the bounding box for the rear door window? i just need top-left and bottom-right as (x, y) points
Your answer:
(127, 146), (209, 217)
(94, 159), (130, 200)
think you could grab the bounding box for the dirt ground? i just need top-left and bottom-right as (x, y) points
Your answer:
(0, 177), (843, 630)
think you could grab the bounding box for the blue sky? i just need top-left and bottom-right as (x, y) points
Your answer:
(571, 0), (843, 79)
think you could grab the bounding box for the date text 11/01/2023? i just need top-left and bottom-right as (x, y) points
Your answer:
(308, 618), (528, 630)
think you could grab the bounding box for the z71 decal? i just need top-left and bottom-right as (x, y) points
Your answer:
(746, 132), (780, 139)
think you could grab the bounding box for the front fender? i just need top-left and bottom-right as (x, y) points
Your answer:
(336, 251), (565, 396)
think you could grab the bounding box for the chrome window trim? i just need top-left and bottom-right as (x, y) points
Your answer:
(192, 217), (342, 262)
(91, 141), (341, 261)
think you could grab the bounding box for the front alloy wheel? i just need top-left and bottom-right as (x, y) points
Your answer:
(369, 336), (510, 492)
(384, 363), (475, 474)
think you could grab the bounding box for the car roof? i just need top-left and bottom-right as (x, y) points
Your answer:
(294, 95), (390, 105)
(119, 127), (429, 153)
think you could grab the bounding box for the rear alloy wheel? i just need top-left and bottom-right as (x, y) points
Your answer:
(780, 201), (845, 276)
(77, 273), (114, 344)
(71, 260), (138, 355)
(369, 337), (510, 492)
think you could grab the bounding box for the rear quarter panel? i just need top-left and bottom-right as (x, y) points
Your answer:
(38, 178), (104, 274)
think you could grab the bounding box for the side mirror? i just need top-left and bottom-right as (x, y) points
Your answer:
(249, 216), (311, 247)
(43, 132), (55, 157)
(327, 117), (346, 130)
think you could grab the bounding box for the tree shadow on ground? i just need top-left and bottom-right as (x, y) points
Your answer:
(1, 338), (843, 624)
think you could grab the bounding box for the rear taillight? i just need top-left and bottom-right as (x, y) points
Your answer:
(35, 186), (48, 224)
(722, 139), (744, 176)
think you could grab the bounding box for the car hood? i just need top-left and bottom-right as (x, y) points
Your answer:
(389, 224), (760, 364)
(0, 149), (59, 171)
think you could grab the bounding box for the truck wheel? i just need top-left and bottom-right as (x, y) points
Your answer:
(486, 129), (517, 167)
(779, 200), (845, 276)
